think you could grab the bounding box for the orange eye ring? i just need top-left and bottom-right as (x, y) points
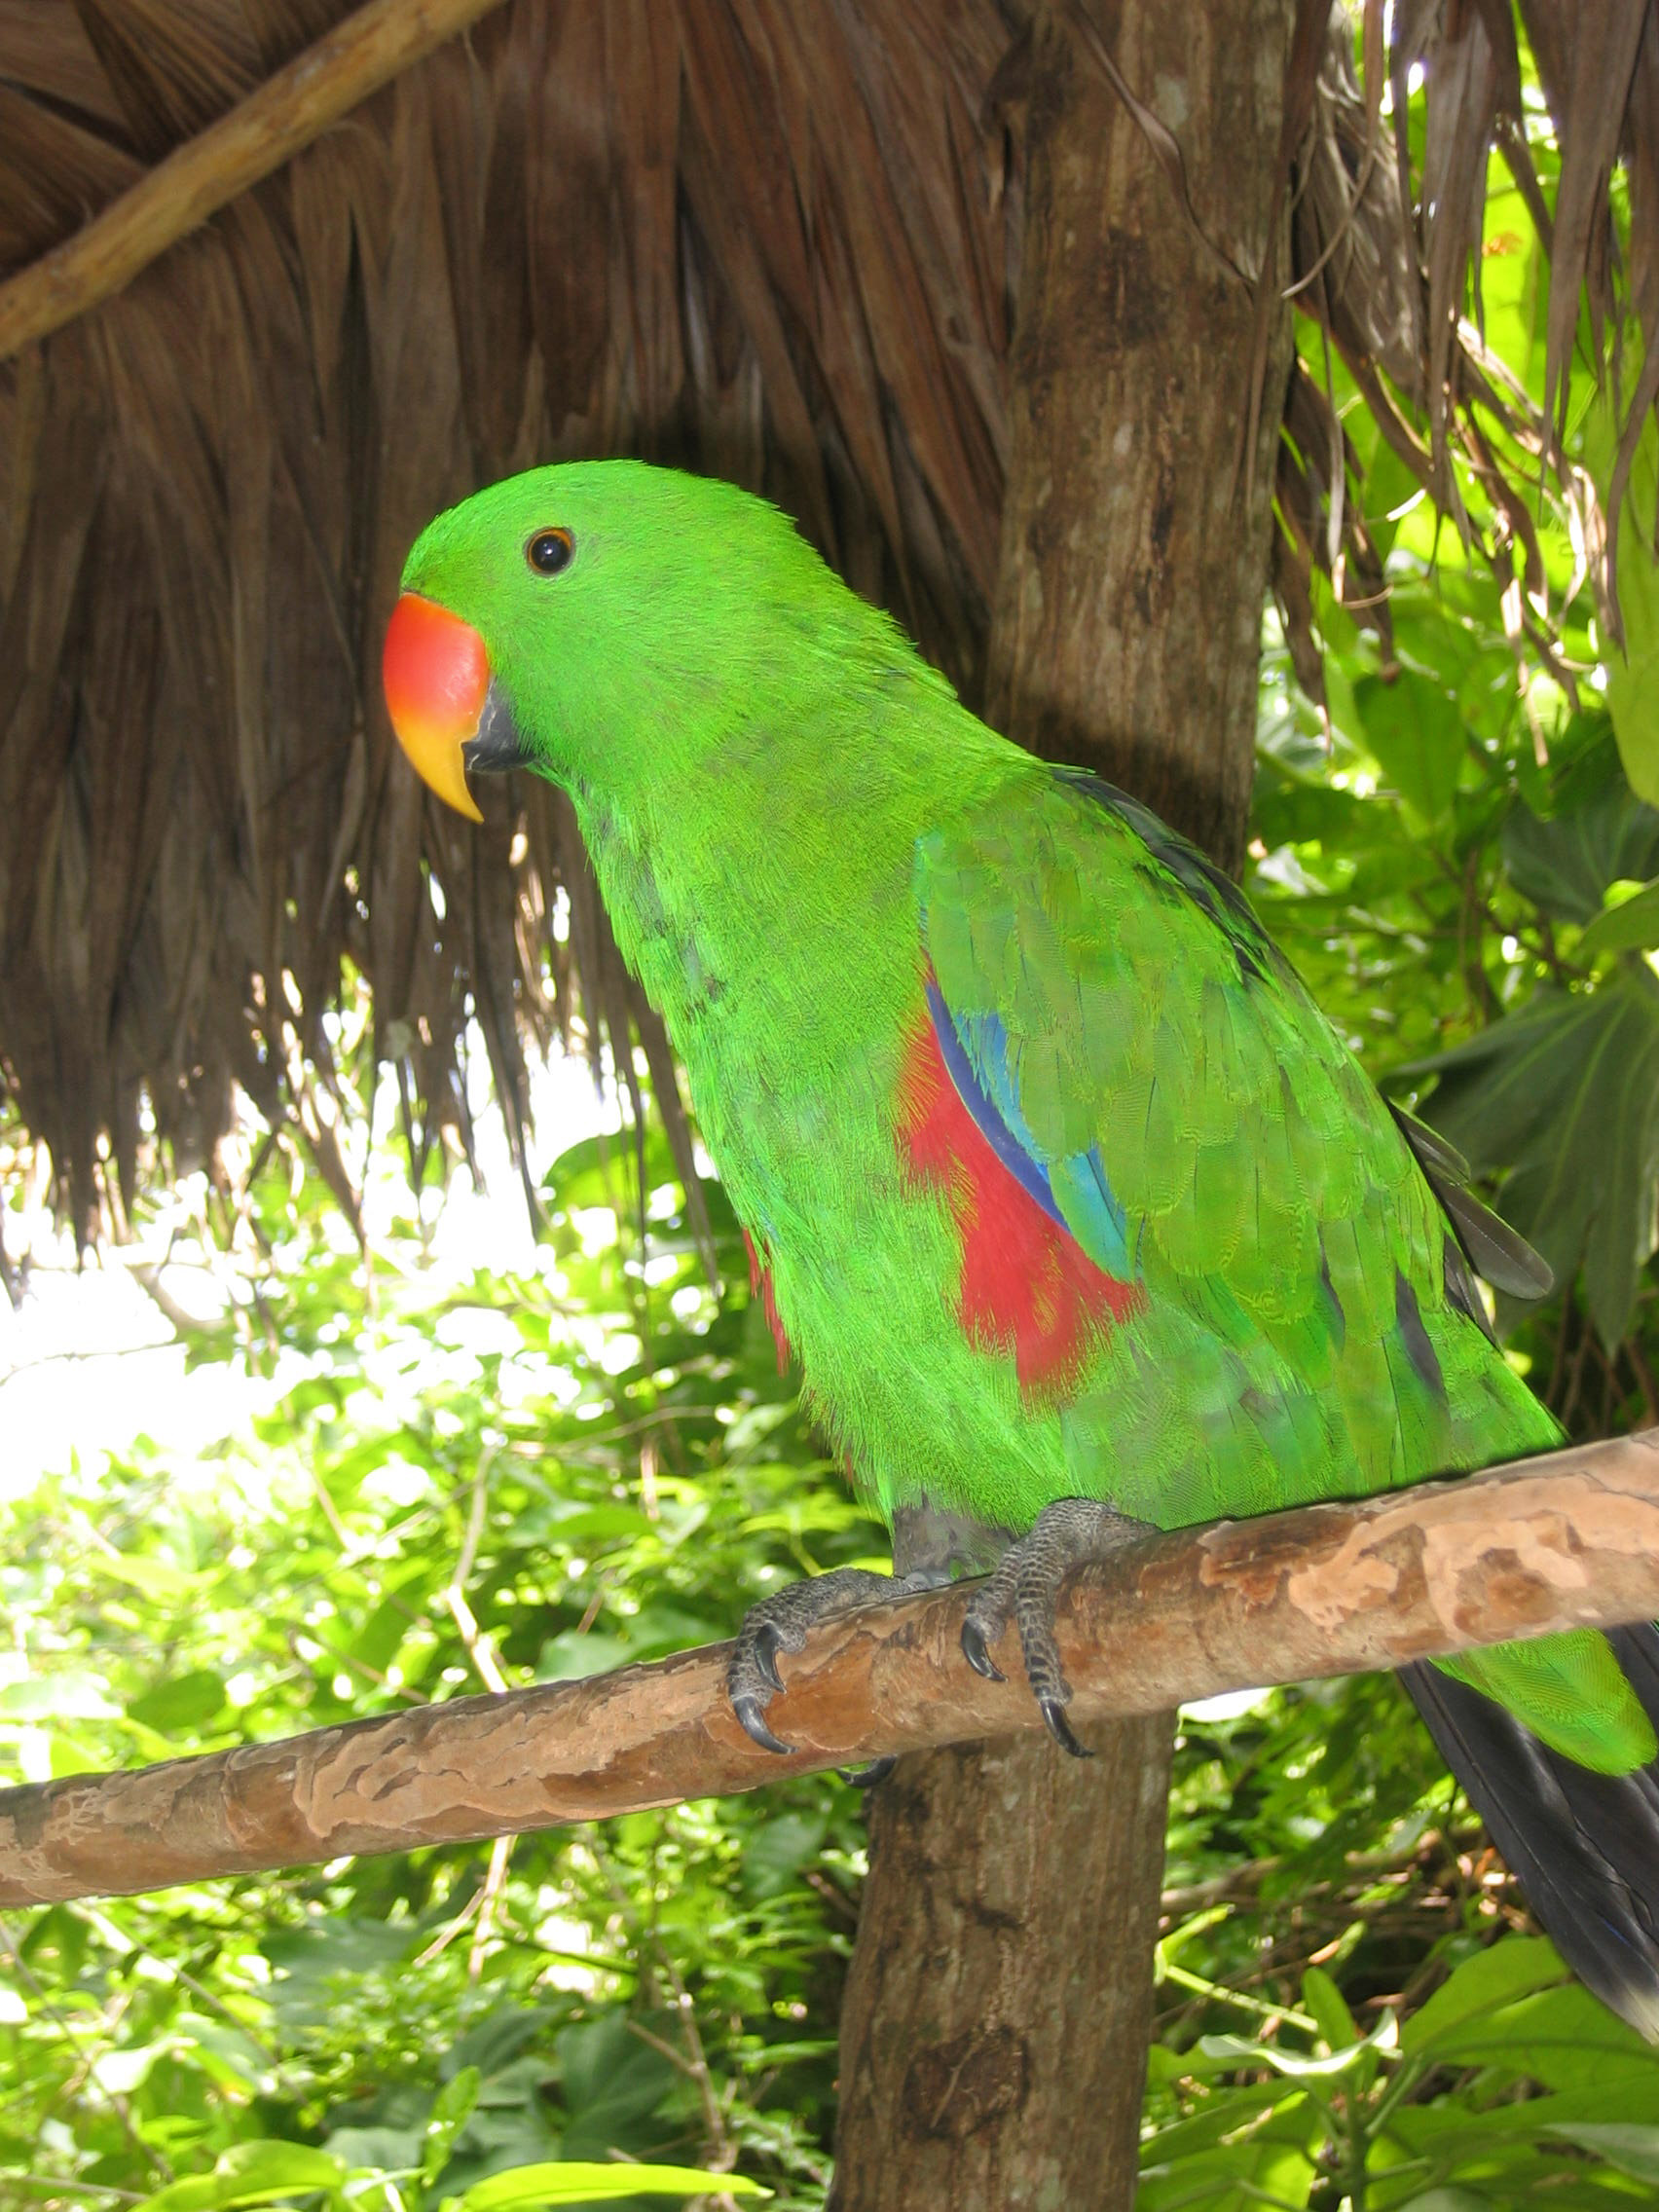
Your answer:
(526, 527), (574, 576)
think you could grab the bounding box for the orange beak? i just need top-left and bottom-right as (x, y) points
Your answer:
(382, 593), (491, 823)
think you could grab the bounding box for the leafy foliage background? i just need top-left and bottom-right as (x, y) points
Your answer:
(9, 16), (1659, 2211)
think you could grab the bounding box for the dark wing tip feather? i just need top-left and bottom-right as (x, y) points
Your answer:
(1404, 1633), (1659, 2043)
(1389, 1102), (1470, 1184)
(1434, 1177), (1556, 1299)
(1388, 1102), (1555, 1300)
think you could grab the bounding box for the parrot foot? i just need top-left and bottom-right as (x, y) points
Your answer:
(728, 1566), (951, 1756)
(961, 1498), (1156, 1758)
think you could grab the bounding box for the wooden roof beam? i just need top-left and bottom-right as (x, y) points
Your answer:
(0, 0), (511, 361)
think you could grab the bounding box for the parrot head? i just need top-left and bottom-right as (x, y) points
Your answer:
(383, 461), (834, 823)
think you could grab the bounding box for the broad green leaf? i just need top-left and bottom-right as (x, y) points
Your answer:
(1138, 2114), (1319, 2212)
(1390, 2194), (1496, 2212)
(1586, 395), (1659, 806)
(535, 1632), (634, 1681)
(133, 2142), (346, 2212)
(1412, 1983), (1659, 2094)
(1577, 877), (1659, 956)
(458, 2162), (769, 2207)
(89, 1551), (206, 1603)
(1198, 2007), (1395, 2079)
(92, 2041), (169, 2094)
(1501, 757), (1659, 921)
(1137, 2082), (1302, 2165)
(424, 2066), (482, 2187)
(1355, 669), (1465, 820)
(555, 2013), (676, 2162)
(1301, 1965), (1359, 2054)
(442, 2006), (561, 2083)
(1400, 1937), (1568, 2054)
(1544, 2123), (1659, 2183)
(1394, 968), (1659, 1343)
(324, 2124), (424, 2173)
(741, 1813), (830, 1900)
(127, 1669), (228, 1731)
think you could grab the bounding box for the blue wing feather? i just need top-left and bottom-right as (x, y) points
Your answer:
(922, 979), (1134, 1281)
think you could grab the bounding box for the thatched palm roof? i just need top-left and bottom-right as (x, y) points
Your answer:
(0, 0), (1655, 1235)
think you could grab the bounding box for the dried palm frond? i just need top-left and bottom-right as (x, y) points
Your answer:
(0, 0), (1655, 1235)
(0, 0), (1022, 1234)
(1276, 0), (1659, 689)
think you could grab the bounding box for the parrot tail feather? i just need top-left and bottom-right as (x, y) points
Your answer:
(1402, 1629), (1659, 2041)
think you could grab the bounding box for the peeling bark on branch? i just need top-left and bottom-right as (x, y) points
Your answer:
(1, 1432), (1656, 1910)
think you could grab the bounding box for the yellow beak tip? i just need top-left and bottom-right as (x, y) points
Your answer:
(396, 725), (485, 824)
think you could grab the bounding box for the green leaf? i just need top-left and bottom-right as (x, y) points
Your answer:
(1544, 2123), (1659, 2183)
(1389, 2194), (1493, 2212)
(741, 1813), (830, 1900)
(1400, 1937), (1570, 2054)
(1412, 1982), (1659, 2094)
(555, 2014), (675, 2162)
(1577, 877), (1659, 956)
(1355, 669), (1465, 821)
(324, 2125), (424, 2173)
(1586, 395), (1659, 806)
(1394, 970), (1659, 1344)
(535, 1633), (634, 1682)
(1501, 753), (1659, 921)
(1300, 1965), (1358, 2054)
(90, 1551), (206, 1604)
(133, 2142), (346, 2212)
(458, 2163), (769, 2207)
(127, 1669), (228, 1731)
(442, 2005), (560, 2083)
(1137, 2082), (1301, 2165)
(424, 2064), (482, 2186)
(1198, 2007), (1395, 2079)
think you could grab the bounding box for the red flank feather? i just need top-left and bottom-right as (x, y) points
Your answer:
(895, 1013), (1141, 1395)
(742, 1227), (794, 1374)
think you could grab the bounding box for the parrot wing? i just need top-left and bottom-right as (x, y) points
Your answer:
(914, 766), (1549, 1521)
(916, 767), (1659, 2042)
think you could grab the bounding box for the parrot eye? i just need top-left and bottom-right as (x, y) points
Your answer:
(526, 528), (574, 576)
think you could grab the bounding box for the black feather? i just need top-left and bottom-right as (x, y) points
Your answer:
(1388, 1101), (1555, 1301)
(1389, 1103), (1470, 1184)
(1441, 1235), (1495, 1343)
(1434, 1176), (1557, 1300)
(1403, 1629), (1659, 2042)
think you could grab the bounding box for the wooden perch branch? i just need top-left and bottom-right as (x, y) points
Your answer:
(0, 0), (511, 361)
(3, 1429), (1657, 1909)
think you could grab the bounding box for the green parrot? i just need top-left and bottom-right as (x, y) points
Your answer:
(384, 461), (1659, 2036)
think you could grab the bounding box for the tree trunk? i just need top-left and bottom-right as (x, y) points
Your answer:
(986, 0), (1298, 880)
(830, 2), (1297, 2204)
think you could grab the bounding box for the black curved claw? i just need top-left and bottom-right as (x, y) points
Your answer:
(752, 1624), (786, 1694)
(733, 1691), (794, 1756)
(1039, 1696), (1091, 1760)
(960, 1618), (1007, 1682)
(837, 1754), (897, 1789)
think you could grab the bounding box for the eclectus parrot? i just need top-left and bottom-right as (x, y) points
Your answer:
(384, 461), (1659, 2037)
